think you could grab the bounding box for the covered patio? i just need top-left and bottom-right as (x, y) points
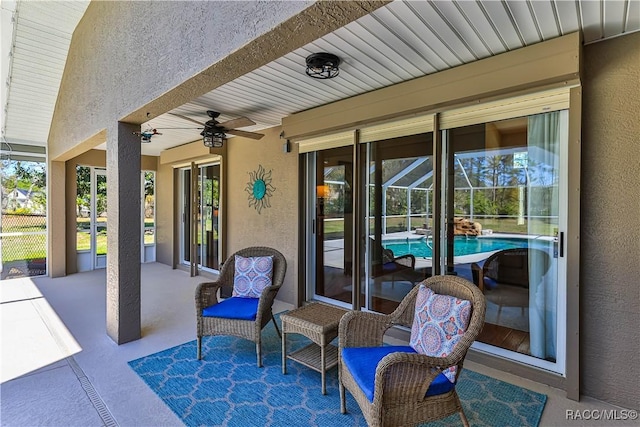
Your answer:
(1, 264), (636, 426)
(1, 0), (639, 424)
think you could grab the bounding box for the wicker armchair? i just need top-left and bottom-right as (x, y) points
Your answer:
(195, 246), (287, 367)
(378, 248), (417, 286)
(382, 248), (415, 270)
(471, 247), (550, 322)
(338, 275), (486, 427)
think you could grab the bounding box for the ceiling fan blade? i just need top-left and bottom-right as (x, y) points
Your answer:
(226, 129), (264, 140)
(154, 127), (204, 130)
(219, 116), (255, 130)
(168, 112), (205, 126)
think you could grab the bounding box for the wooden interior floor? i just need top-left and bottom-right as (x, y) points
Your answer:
(478, 322), (531, 356)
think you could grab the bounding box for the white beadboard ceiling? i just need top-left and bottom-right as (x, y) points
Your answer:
(1, 0), (90, 148)
(2, 0), (639, 156)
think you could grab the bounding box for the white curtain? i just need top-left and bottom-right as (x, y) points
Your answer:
(526, 110), (566, 360)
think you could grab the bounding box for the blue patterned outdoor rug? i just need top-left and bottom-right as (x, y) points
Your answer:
(129, 319), (546, 427)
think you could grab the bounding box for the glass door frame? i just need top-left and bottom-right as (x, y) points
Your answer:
(76, 166), (154, 271)
(442, 115), (569, 375)
(141, 171), (156, 263)
(91, 168), (107, 269)
(303, 112), (570, 376)
(179, 162), (222, 274)
(303, 154), (317, 303)
(360, 133), (435, 315)
(305, 150), (354, 310)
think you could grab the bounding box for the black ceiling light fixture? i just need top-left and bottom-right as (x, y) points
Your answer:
(305, 52), (341, 79)
(201, 111), (226, 148)
(201, 126), (226, 148)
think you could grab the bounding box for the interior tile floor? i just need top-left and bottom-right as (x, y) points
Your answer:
(1, 263), (636, 426)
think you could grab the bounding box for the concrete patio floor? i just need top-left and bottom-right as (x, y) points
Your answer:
(1, 263), (636, 426)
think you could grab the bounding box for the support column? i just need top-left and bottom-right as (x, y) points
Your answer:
(106, 122), (141, 344)
(65, 159), (78, 274)
(48, 160), (66, 277)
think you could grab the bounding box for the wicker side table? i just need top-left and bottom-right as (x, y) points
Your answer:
(281, 302), (349, 395)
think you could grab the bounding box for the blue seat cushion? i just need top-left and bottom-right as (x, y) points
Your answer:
(483, 276), (498, 290)
(382, 262), (399, 273)
(342, 346), (455, 402)
(202, 297), (259, 320)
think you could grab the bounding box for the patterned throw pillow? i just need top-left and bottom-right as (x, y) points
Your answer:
(409, 284), (472, 383)
(232, 255), (274, 298)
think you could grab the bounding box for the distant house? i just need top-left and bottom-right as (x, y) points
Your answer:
(3, 188), (45, 214)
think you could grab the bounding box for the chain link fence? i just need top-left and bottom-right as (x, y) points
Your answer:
(0, 214), (47, 279)
(1, 155), (47, 280)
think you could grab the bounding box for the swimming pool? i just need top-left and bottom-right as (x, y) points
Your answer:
(382, 236), (529, 258)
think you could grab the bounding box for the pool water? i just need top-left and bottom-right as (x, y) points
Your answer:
(382, 236), (529, 258)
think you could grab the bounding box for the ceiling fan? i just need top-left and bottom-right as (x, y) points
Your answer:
(169, 110), (264, 147)
(133, 128), (162, 143)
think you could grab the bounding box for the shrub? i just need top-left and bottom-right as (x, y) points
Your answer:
(10, 207), (32, 215)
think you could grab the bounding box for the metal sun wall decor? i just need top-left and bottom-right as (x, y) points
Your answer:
(245, 164), (275, 214)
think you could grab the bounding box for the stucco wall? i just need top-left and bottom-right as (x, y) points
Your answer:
(48, 1), (387, 161)
(226, 127), (299, 306)
(155, 161), (175, 267)
(581, 32), (640, 410)
(48, 1), (312, 160)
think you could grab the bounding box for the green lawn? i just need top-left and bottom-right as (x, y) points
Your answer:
(77, 231), (155, 254)
(1, 235), (47, 263)
(76, 217), (154, 253)
(1, 215), (155, 262)
(1, 215), (46, 262)
(1, 214), (46, 233)
(322, 216), (555, 240)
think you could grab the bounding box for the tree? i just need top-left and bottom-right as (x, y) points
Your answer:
(1, 160), (46, 214)
(144, 171), (154, 197)
(14, 161), (46, 200)
(76, 166), (91, 216)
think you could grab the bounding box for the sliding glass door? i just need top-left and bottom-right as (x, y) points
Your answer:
(303, 103), (569, 374)
(181, 164), (221, 272)
(310, 146), (353, 307)
(361, 133), (433, 314)
(443, 112), (567, 369)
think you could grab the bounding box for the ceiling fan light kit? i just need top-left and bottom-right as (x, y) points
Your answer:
(147, 110), (264, 148)
(201, 128), (226, 148)
(305, 52), (340, 79)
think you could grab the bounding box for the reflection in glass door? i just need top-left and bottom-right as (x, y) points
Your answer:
(92, 169), (107, 269)
(312, 146), (353, 307)
(181, 164), (220, 272)
(361, 134), (433, 313)
(303, 109), (569, 374)
(443, 111), (567, 370)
